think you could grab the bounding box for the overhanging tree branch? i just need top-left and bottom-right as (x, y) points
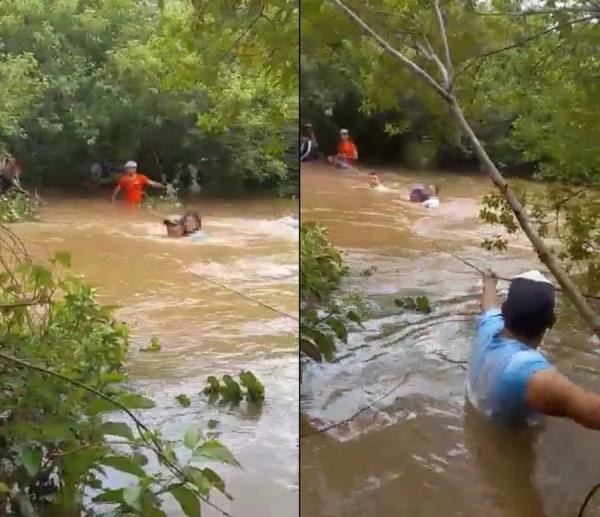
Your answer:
(330, 0), (600, 336)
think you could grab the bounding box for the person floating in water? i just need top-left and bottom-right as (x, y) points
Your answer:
(469, 269), (600, 430)
(409, 184), (439, 206)
(327, 129), (358, 170)
(111, 161), (166, 206)
(368, 171), (381, 188)
(163, 211), (202, 238)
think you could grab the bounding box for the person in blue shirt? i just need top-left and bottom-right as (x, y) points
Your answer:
(469, 269), (600, 429)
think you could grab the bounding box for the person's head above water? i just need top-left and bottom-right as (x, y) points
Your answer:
(340, 128), (349, 141)
(502, 270), (556, 345)
(124, 160), (137, 176)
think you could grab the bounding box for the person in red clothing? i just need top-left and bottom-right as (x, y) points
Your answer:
(328, 129), (358, 170)
(111, 161), (165, 205)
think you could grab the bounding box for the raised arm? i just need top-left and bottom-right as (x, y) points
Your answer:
(526, 369), (600, 430)
(147, 179), (166, 189)
(111, 184), (121, 201)
(481, 270), (499, 312)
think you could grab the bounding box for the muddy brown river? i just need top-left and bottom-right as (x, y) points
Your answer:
(13, 194), (299, 517)
(300, 163), (600, 517)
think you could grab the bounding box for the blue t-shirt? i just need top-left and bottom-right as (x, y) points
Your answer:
(468, 308), (553, 426)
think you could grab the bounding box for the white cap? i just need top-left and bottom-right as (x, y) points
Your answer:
(512, 270), (553, 285)
(124, 160), (137, 169)
(340, 128), (349, 135)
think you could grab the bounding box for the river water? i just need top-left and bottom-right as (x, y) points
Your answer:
(13, 194), (299, 517)
(300, 163), (600, 517)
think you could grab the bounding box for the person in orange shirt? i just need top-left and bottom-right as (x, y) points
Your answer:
(328, 129), (358, 170)
(111, 161), (166, 206)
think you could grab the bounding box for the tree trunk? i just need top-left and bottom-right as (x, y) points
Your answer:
(448, 99), (600, 335)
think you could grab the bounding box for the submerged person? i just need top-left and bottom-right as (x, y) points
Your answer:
(163, 211), (202, 238)
(469, 269), (600, 430)
(327, 129), (358, 170)
(111, 161), (166, 206)
(409, 184), (438, 203)
(368, 171), (381, 188)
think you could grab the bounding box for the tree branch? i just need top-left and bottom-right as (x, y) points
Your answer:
(329, 0), (452, 102)
(434, 0), (453, 85)
(458, 15), (596, 77)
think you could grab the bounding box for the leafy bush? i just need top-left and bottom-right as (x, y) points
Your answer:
(0, 228), (235, 515)
(203, 372), (265, 404)
(300, 223), (363, 362)
(0, 192), (39, 223)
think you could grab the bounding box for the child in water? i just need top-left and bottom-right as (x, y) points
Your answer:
(163, 211), (202, 238)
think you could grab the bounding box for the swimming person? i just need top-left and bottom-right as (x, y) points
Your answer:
(409, 184), (438, 203)
(111, 161), (166, 206)
(327, 129), (358, 170)
(368, 171), (381, 188)
(469, 269), (600, 430)
(163, 211), (201, 238)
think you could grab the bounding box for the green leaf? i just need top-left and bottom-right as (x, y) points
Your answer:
(20, 446), (42, 477)
(239, 370), (265, 402)
(123, 486), (142, 509)
(176, 394), (191, 407)
(0, 482), (9, 493)
(192, 439), (239, 467)
(93, 488), (124, 504)
(203, 376), (220, 395)
(118, 393), (156, 410)
(202, 467), (232, 499)
(184, 427), (204, 450)
(99, 421), (135, 440)
(101, 455), (146, 478)
(169, 485), (201, 517)
(54, 251), (72, 268)
(219, 375), (242, 402)
(183, 466), (211, 495)
(326, 317), (348, 342)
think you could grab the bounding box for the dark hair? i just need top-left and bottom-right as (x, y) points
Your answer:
(501, 278), (556, 340)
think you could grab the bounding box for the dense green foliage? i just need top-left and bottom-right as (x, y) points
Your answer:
(0, 192), (39, 223)
(0, 234), (235, 515)
(302, 0), (600, 291)
(0, 0), (298, 194)
(300, 223), (363, 362)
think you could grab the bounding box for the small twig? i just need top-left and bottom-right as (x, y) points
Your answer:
(300, 373), (410, 439)
(457, 15), (596, 77)
(0, 298), (50, 310)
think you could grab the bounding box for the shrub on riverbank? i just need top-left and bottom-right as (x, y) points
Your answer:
(0, 228), (234, 515)
(300, 223), (363, 362)
(0, 192), (39, 223)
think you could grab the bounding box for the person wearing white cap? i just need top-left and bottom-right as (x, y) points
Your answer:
(469, 269), (600, 430)
(111, 160), (166, 206)
(327, 128), (358, 170)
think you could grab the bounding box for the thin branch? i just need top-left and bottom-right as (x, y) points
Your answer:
(300, 373), (410, 439)
(434, 0), (453, 84)
(472, 7), (600, 17)
(329, 0), (452, 102)
(0, 298), (50, 310)
(458, 15), (596, 77)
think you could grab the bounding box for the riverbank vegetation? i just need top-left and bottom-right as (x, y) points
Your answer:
(0, 0), (298, 195)
(300, 223), (364, 362)
(0, 228), (236, 515)
(302, 0), (600, 333)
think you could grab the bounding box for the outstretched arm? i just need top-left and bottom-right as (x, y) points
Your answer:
(481, 270), (499, 312)
(147, 179), (166, 189)
(526, 369), (600, 430)
(111, 184), (121, 201)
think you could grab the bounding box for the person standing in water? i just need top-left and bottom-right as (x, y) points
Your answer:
(328, 129), (358, 170)
(111, 161), (166, 206)
(470, 269), (600, 430)
(368, 171), (381, 188)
